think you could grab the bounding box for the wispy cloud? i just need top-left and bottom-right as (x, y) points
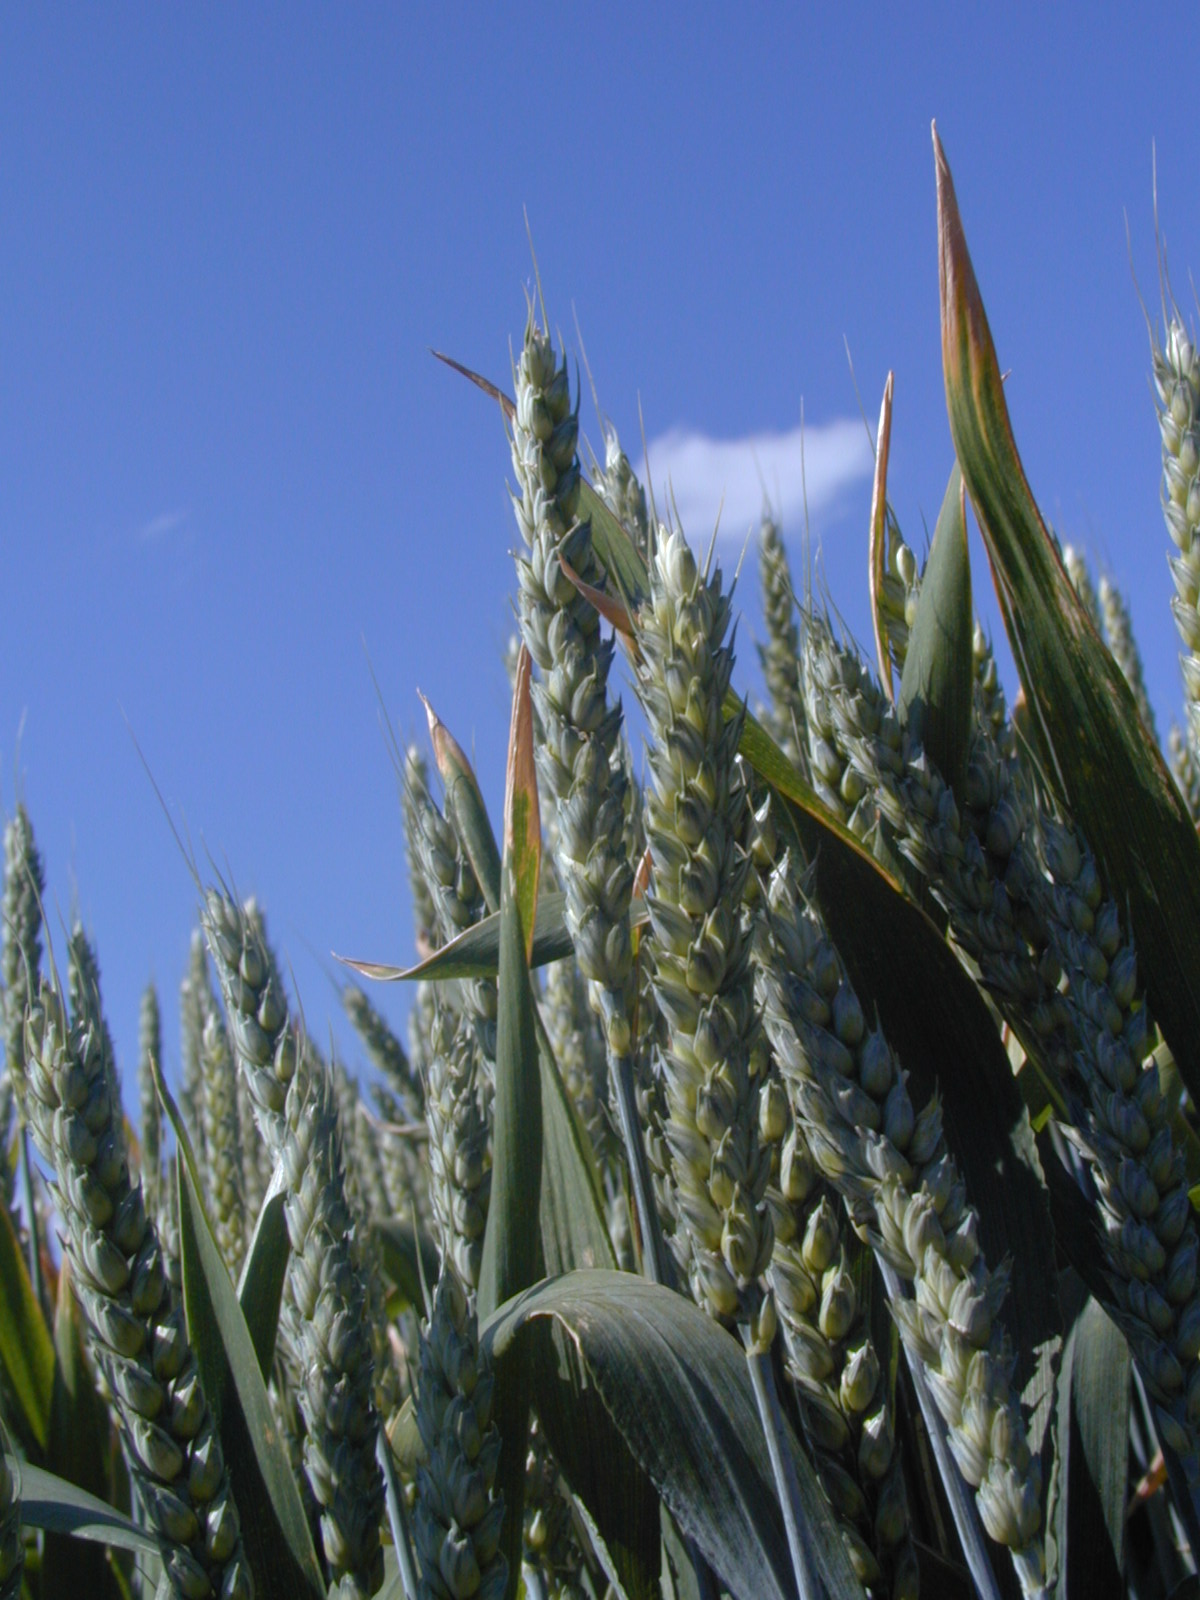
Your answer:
(640, 417), (872, 547)
(137, 507), (190, 544)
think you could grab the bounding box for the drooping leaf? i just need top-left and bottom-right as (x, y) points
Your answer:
(0, 1192), (54, 1455)
(17, 1462), (157, 1559)
(737, 704), (1062, 1440)
(485, 1271), (866, 1600)
(153, 1060), (325, 1600)
(1049, 1291), (1129, 1598)
(234, 1166), (289, 1382)
(868, 371), (897, 697)
(935, 124), (1200, 1108)
(532, 1320), (661, 1600)
(338, 889), (575, 982)
(898, 462), (972, 798)
(503, 643), (540, 964)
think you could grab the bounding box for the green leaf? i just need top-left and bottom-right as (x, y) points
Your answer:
(503, 642), (540, 964)
(581, 480), (650, 611)
(934, 125), (1200, 1109)
(0, 1192), (54, 1455)
(44, 1256), (120, 1598)
(339, 889), (643, 983)
(234, 1168), (289, 1381)
(738, 704), (1063, 1446)
(478, 850), (543, 1599)
(1049, 1291), (1128, 1598)
(485, 1272), (866, 1600)
(373, 1216), (440, 1311)
(17, 1462), (157, 1559)
(153, 1060), (325, 1600)
(421, 689), (503, 913)
(531, 1320), (661, 1600)
(898, 462), (972, 798)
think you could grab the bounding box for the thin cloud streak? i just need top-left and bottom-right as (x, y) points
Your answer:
(640, 418), (873, 546)
(137, 508), (190, 543)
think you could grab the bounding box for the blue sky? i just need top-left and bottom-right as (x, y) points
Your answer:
(1, 7), (1197, 1093)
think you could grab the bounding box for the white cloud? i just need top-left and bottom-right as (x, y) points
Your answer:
(640, 417), (872, 548)
(137, 507), (190, 543)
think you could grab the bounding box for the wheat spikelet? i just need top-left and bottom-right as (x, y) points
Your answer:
(202, 892), (384, 1595)
(23, 987), (253, 1600)
(632, 526), (773, 1320)
(594, 422), (650, 559)
(1169, 723), (1200, 824)
(875, 509), (921, 685)
(414, 1263), (507, 1600)
(138, 981), (164, 1222)
(1062, 543), (1102, 631)
(1, 807), (45, 1210)
(1154, 318), (1200, 751)
(756, 511), (806, 766)
(757, 862), (1046, 1595)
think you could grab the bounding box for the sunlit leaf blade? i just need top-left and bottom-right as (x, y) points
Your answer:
(478, 853), (544, 1599)
(737, 703), (1062, 1438)
(44, 1256), (119, 1598)
(485, 1272), (866, 1600)
(1049, 1293), (1128, 1598)
(868, 371), (896, 697)
(235, 1169), (289, 1381)
(898, 462), (972, 798)
(503, 643), (540, 964)
(934, 123), (1200, 1106)
(421, 690), (503, 912)
(18, 1462), (158, 1558)
(0, 1193), (54, 1454)
(337, 889), (576, 982)
(154, 1060), (325, 1600)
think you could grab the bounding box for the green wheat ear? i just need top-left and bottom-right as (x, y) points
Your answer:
(23, 987), (253, 1600)
(1, 806), (45, 1209)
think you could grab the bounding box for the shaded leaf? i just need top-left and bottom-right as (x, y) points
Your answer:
(154, 1060), (325, 1600)
(0, 1192), (53, 1455)
(532, 1319), (661, 1600)
(44, 1255), (119, 1598)
(935, 124), (1200, 1108)
(898, 462), (972, 798)
(374, 1216), (440, 1312)
(235, 1167), (289, 1381)
(1049, 1291), (1128, 1598)
(485, 1271), (866, 1600)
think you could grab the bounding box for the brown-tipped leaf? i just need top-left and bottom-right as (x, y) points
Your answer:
(502, 642), (540, 964)
(898, 462), (973, 798)
(935, 123), (1200, 1105)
